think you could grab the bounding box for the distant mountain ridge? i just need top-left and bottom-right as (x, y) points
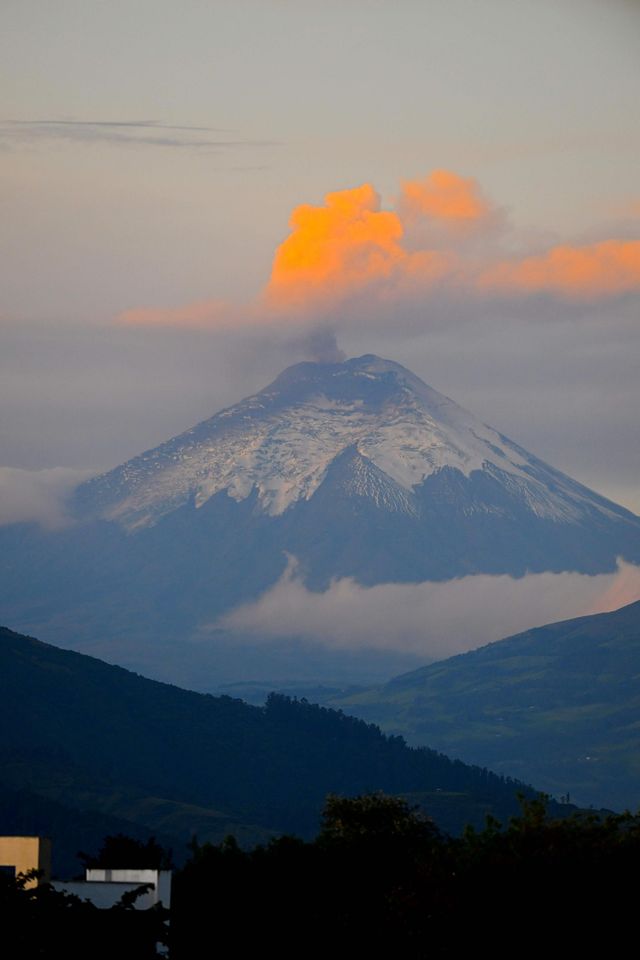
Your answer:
(1, 354), (639, 687)
(329, 599), (640, 811)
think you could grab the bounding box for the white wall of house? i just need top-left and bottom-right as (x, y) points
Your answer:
(52, 868), (171, 911)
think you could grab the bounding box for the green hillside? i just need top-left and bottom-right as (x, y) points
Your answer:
(0, 625), (547, 874)
(330, 599), (640, 810)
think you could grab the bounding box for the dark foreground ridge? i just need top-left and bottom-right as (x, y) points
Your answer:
(0, 623), (557, 875)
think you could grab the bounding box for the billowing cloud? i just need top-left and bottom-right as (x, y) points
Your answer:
(0, 466), (93, 529)
(117, 169), (640, 330)
(265, 184), (405, 311)
(216, 557), (640, 660)
(398, 169), (491, 227)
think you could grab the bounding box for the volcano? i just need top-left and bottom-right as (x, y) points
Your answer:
(1, 354), (638, 687)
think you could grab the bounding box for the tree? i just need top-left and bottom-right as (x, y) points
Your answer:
(78, 834), (173, 870)
(319, 791), (440, 846)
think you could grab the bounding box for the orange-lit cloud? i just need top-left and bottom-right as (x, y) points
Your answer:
(117, 170), (640, 330)
(264, 178), (474, 313)
(480, 239), (640, 297)
(398, 169), (490, 226)
(265, 183), (405, 310)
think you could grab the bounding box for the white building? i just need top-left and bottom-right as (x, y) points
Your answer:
(52, 867), (171, 911)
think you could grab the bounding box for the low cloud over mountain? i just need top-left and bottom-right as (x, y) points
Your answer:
(219, 557), (640, 659)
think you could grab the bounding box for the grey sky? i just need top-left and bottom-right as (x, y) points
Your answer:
(1, 0), (639, 515)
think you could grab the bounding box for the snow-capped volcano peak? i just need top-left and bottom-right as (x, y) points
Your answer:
(6, 353), (640, 691)
(75, 354), (633, 532)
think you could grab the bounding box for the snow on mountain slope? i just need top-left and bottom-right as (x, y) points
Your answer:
(3, 353), (640, 689)
(75, 355), (632, 532)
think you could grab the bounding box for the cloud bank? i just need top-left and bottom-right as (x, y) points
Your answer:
(0, 467), (92, 529)
(217, 557), (640, 660)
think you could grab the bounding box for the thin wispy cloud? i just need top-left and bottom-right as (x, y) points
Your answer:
(0, 119), (280, 151)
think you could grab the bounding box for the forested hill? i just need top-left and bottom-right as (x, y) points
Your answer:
(0, 624), (551, 874)
(329, 598), (640, 810)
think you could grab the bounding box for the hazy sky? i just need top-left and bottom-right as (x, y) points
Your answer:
(2, 0), (639, 514)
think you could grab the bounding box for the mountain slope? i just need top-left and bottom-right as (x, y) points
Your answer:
(75, 354), (637, 546)
(1, 354), (638, 686)
(329, 599), (640, 810)
(0, 624), (549, 869)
